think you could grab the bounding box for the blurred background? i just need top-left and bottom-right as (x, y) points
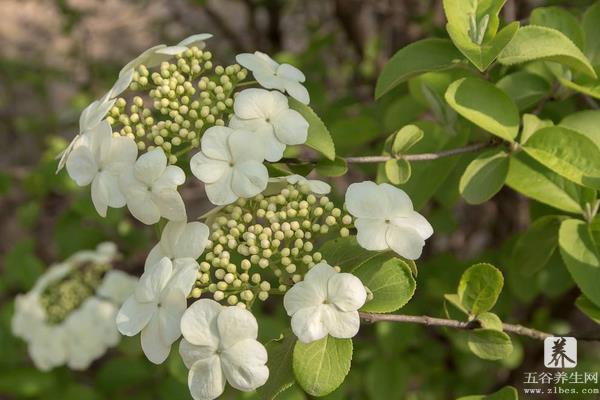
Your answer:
(1, 0), (599, 399)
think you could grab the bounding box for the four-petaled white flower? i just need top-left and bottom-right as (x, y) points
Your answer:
(345, 181), (433, 260)
(179, 299), (269, 400)
(119, 147), (187, 225)
(65, 120), (138, 217)
(56, 93), (116, 172)
(190, 126), (268, 206)
(236, 51), (310, 105)
(283, 262), (367, 343)
(229, 89), (308, 162)
(145, 220), (210, 271)
(117, 257), (197, 364)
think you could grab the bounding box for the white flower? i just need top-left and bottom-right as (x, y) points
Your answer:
(28, 326), (68, 371)
(120, 147), (187, 225)
(65, 120), (138, 217)
(97, 270), (138, 304)
(283, 262), (366, 343)
(56, 93), (116, 172)
(269, 174), (330, 195)
(116, 257), (197, 364)
(190, 126), (268, 206)
(236, 51), (310, 104)
(179, 299), (269, 400)
(145, 220), (209, 271)
(345, 181), (433, 260)
(110, 34), (212, 98)
(229, 89), (308, 162)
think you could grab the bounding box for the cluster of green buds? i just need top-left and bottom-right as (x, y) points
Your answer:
(107, 45), (249, 164)
(39, 262), (110, 324)
(190, 182), (353, 309)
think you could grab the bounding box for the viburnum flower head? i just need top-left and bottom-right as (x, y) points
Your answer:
(236, 51), (310, 104)
(179, 299), (269, 400)
(283, 262), (367, 343)
(230, 89), (309, 162)
(119, 147), (187, 225)
(145, 220), (210, 271)
(65, 120), (138, 217)
(117, 257), (197, 364)
(190, 126), (268, 206)
(345, 181), (433, 260)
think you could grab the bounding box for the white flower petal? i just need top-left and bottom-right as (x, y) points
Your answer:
(228, 129), (265, 163)
(345, 181), (389, 218)
(180, 299), (222, 347)
(121, 170), (161, 225)
(190, 153), (230, 184)
(135, 257), (173, 302)
(158, 287), (187, 345)
(110, 69), (133, 98)
(152, 188), (187, 222)
(233, 88), (274, 119)
(188, 355), (226, 400)
(141, 315), (171, 364)
(303, 262), (337, 299)
(66, 145), (97, 186)
(308, 179), (331, 195)
(283, 281), (324, 316)
(161, 221), (210, 260)
(231, 163), (268, 198)
(284, 81), (310, 105)
(392, 211), (434, 240)
(106, 135), (138, 173)
(168, 258), (199, 295)
(327, 273), (367, 312)
(385, 223), (426, 260)
(155, 45), (188, 56)
(271, 109), (308, 145)
(144, 243), (164, 272)
(97, 270), (137, 304)
(322, 306), (360, 339)
(380, 183), (414, 217)
(154, 165), (185, 189)
(205, 171), (237, 206)
(277, 63), (306, 82)
(236, 52), (277, 74)
(116, 295), (155, 336)
(291, 306), (328, 343)
(354, 218), (389, 251)
(178, 33), (213, 48)
(134, 148), (167, 185)
(180, 338), (217, 369)
(91, 172), (122, 217)
(217, 306), (258, 349)
(201, 126), (232, 161)
(254, 70), (285, 90)
(221, 339), (269, 391)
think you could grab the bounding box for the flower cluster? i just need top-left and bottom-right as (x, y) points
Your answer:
(11, 243), (137, 371)
(51, 33), (435, 400)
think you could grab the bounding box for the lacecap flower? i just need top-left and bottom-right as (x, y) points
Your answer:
(190, 126), (268, 206)
(230, 89), (308, 162)
(119, 147), (187, 225)
(345, 181), (433, 260)
(236, 51), (310, 104)
(284, 262), (367, 343)
(179, 299), (269, 400)
(116, 257), (197, 364)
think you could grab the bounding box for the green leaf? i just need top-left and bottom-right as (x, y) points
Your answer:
(505, 152), (586, 213)
(560, 110), (600, 149)
(375, 38), (463, 99)
(444, 293), (469, 315)
(498, 26), (597, 78)
(458, 263), (504, 315)
(385, 159), (411, 185)
(288, 98), (335, 161)
(258, 330), (297, 400)
(476, 312), (503, 331)
(559, 218), (600, 307)
(496, 71), (551, 111)
(443, 0), (519, 71)
(354, 257), (416, 313)
(3, 239), (44, 291)
(530, 6), (584, 50)
(512, 215), (566, 276)
(445, 77), (519, 142)
(583, 1), (600, 65)
(318, 236), (387, 272)
(467, 329), (513, 360)
(457, 386), (519, 400)
(316, 156), (347, 177)
(576, 295), (600, 324)
(293, 336), (352, 397)
(392, 124), (424, 155)
(459, 149), (509, 204)
(522, 126), (600, 189)
(521, 113), (554, 144)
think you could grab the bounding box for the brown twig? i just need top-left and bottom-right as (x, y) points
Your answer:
(359, 312), (599, 342)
